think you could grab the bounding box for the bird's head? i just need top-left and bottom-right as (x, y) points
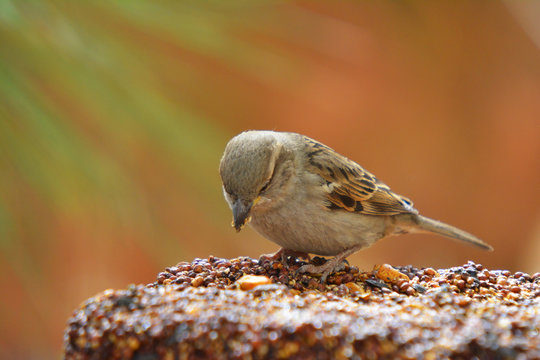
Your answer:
(219, 131), (288, 231)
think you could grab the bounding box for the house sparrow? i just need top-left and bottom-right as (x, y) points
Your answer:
(219, 130), (493, 282)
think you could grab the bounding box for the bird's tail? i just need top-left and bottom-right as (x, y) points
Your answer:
(393, 213), (493, 251)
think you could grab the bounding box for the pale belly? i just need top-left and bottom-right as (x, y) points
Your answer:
(249, 202), (388, 256)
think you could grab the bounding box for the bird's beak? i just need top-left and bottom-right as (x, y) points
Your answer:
(232, 199), (253, 232)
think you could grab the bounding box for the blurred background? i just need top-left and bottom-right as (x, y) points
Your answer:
(1, 1), (539, 358)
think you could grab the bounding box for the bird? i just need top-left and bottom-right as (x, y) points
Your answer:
(219, 130), (493, 282)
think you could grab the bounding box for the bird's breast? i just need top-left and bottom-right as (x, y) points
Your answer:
(249, 198), (387, 256)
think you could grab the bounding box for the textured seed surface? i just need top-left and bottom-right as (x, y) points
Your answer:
(63, 257), (540, 359)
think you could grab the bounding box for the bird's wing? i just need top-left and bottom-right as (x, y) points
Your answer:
(303, 136), (417, 215)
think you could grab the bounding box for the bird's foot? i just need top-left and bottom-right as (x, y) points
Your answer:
(260, 248), (310, 265)
(296, 256), (348, 283)
(296, 244), (363, 283)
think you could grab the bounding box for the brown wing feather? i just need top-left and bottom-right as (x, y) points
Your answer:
(303, 136), (416, 216)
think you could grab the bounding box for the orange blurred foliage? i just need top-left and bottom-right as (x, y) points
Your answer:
(0, 1), (539, 358)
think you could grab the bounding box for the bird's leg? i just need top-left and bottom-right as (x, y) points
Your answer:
(296, 244), (364, 283)
(261, 248), (310, 264)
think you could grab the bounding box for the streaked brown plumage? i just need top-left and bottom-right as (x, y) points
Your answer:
(304, 136), (416, 215)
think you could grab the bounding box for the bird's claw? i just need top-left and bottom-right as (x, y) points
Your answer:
(296, 263), (334, 283)
(260, 248), (310, 265)
(295, 258), (350, 283)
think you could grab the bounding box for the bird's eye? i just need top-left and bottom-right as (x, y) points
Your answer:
(260, 181), (270, 193)
(260, 162), (277, 193)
